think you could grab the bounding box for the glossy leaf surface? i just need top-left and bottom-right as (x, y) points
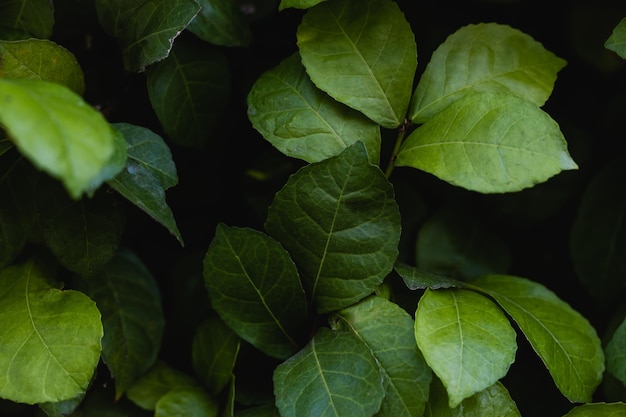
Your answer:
(397, 92), (577, 193)
(265, 143), (401, 313)
(188, 0), (252, 46)
(415, 288), (517, 407)
(0, 0), (54, 38)
(247, 53), (381, 164)
(410, 23), (566, 122)
(470, 275), (604, 403)
(273, 328), (384, 417)
(606, 17), (626, 59)
(204, 224), (308, 359)
(297, 0), (417, 128)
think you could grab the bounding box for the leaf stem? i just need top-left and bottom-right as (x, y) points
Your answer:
(384, 118), (409, 179)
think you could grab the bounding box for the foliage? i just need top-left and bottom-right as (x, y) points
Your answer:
(1, 0), (626, 416)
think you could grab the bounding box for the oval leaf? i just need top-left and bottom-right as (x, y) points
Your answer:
(0, 79), (117, 198)
(273, 328), (384, 417)
(265, 142), (401, 313)
(0, 0), (54, 38)
(469, 275), (604, 403)
(563, 403), (626, 417)
(0, 257), (103, 404)
(396, 92), (578, 193)
(410, 23), (566, 122)
(415, 288), (517, 407)
(188, 0), (252, 46)
(606, 18), (626, 59)
(297, 0), (417, 128)
(335, 296), (432, 417)
(203, 224), (308, 359)
(247, 53), (381, 164)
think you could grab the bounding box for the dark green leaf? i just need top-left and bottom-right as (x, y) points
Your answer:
(279, 0), (326, 10)
(0, 136), (12, 156)
(203, 224), (308, 359)
(107, 123), (183, 245)
(40, 393), (85, 417)
(415, 288), (517, 407)
(94, 0), (144, 38)
(563, 403), (626, 416)
(146, 39), (230, 148)
(192, 317), (240, 395)
(83, 250), (165, 398)
(606, 18), (626, 59)
(396, 92), (578, 193)
(469, 275), (604, 403)
(247, 53), (381, 164)
(273, 328), (385, 417)
(297, 0), (417, 128)
(154, 389), (218, 417)
(335, 296), (432, 417)
(394, 261), (463, 290)
(0, 0), (54, 38)
(265, 142), (401, 313)
(221, 376), (235, 417)
(0, 39), (85, 95)
(188, 0), (252, 46)
(410, 23), (566, 122)
(606, 317), (626, 388)
(0, 257), (103, 404)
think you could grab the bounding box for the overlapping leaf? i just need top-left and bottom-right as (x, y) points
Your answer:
(203, 224), (308, 359)
(605, 317), (626, 388)
(94, 0), (144, 37)
(410, 23), (566, 122)
(396, 92), (578, 193)
(563, 403), (626, 416)
(297, 0), (417, 128)
(273, 328), (384, 417)
(606, 17), (626, 59)
(0, 0), (54, 38)
(415, 288), (517, 407)
(265, 143), (401, 313)
(469, 275), (604, 403)
(394, 261), (463, 290)
(247, 53), (381, 163)
(188, 0), (252, 46)
(154, 389), (218, 417)
(335, 296), (431, 417)
(0, 257), (102, 404)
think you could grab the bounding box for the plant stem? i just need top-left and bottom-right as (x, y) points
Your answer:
(384, 119), (409, 179)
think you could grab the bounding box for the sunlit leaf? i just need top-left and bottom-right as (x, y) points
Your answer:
(469, 275), (604, 403)
(415, 288), (517, 407)
(297, 0), (417, 128)
(410, 23), (566, 122)
(265, 142), (401, 313)
(397, 92), (577, 193)
(188, 0), (252, 46)
(154, 389), (218, 417)
(394, 261), (463, 290)
(273, 328), (384, 417)
(606, 17), (626, 59)
(0, 0), (54, 38)
(563, 402), (626, 416)
(247, 53), (381, 164)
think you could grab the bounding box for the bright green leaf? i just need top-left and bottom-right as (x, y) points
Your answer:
(155, 389), (218, 417)
(265, 142), (401, 313)
(146, 39), (230, 148)
(107, 123), (183, 245)
(192, 317), (240, 395)
(415, 288), (517, 407)
(335, 296), (432, 417)
(0, 0), (54, 38)
(188, 0), (252, 46)
(0, 39), (85, 95)
(203, 224), (308, 359)
(606, 317), (626, 388)
(297, 0), (417, 128)
(394, 261), (463, 290)
(0, 257), (103, 404)
(410, 23), (566, 122)
(247, 53), (381, 164)
(396, 92), (578, 193)
(83, 250), (165, 398)
(563, 402), (626, 416)
(606, 18), (626, 59)
(469, 275), (604, 403)
(273, 328), (385, 417)
(279, 0), (326, 10)
(0, 79), (117, 198)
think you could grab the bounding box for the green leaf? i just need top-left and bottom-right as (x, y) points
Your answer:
(570, 158), (626, 302)
(0, 136), (13, 156)
(279, 0), (326, 11)
(469, 275), (604, 403)
(203, 224), (308, 359)
(247, 53), (381, 164)
(146, 39), (230, 148)
(414, 288), (517, 407)
(410, 23), (566, 122)
(396, 92), (578, 193)
(107, 123), (183, 245)
(265, 142), (401, 313)
(94, 0), (144, 38)
(0, 257), (103, 404)
(273, 328), (385, 417)
(606, 318), (626, 388)
(394, 261), (463, 290)
(0, 79), (118, 198)
(296, 0), (417, 128)
(0, 39), (85, 95)
(335, 296), (432, 417)
(154, 389), (218, 417)
(0, 0), (54, 38)
(39, 393), (85, 417)
(563, 403), (626, 416)
(187, 0), (252, 46)
(192, 317), (240, 395)
(606, 17), (626, 59)
(82, 250), (165, 398)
